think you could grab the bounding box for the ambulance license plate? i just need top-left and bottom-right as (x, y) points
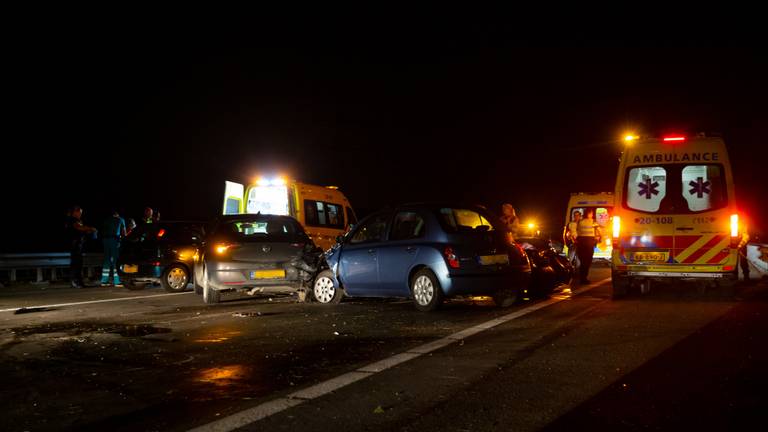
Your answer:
(478, 254), (510, 265)
(250, 269), (285, 279)
(123, 264), (139, 273)
(631, 252), (668, 263)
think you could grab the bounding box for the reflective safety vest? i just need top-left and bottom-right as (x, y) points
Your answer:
(577, 219), (597, 237)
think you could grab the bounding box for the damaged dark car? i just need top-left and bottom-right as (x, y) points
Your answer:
(193, 214), (321, 304)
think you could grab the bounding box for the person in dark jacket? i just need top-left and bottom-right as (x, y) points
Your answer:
(100, 210), (127, 287)
(65, 206), (97, 288)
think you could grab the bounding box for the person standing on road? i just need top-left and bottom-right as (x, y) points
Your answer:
(141, 207), (154, 225)
(100, 210), (127, 287)
(65, 206), (97, 288)
(500, 203), (520, 242)
(125, 218), (137, 236)
(564, 210), (581, 269)
(576, 209), (601, 284)
(738, 218), (752, 283)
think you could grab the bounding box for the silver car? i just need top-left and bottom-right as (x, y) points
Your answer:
(194, 214), (319, 304)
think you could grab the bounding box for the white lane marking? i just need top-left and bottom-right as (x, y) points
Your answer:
(288, 371), (372, 400)
(0, 292), (194, 313)
(188, 277), (610, 432)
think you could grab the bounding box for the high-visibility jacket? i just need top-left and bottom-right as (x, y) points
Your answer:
(577, 218), (597, 237)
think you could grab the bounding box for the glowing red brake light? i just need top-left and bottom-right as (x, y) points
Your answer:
(157, 229), (166, 238)
(663, 136), (686, 142)
(444, 247), (460, 269)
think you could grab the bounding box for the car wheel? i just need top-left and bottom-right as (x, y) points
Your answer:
(202, 269), (220, 304)
(411, 269), (443, 312)
(492, 286), (519, 308)
(161, 264), (189, 293)
(312, 270), (343, 304)
(611, 271), (630, 299)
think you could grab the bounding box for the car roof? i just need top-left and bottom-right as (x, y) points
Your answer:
(213, 214), (300, 224)
(391, 202), (491, 212)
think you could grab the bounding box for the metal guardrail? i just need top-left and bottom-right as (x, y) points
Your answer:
(0, 253), (103, 285)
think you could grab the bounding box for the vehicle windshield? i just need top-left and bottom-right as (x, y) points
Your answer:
(437, 208), (496, 233)
(624, 164), (727, 214)
(214, 218), (305, 242)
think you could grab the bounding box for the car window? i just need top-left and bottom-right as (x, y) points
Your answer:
(682, 165), (727, 212)
(215, 219), (305, 242)
(390, 211), (426, 241)
(438, 208), (494, 233)
(349, 214), (388, 244)
(626, 166), (667, 212)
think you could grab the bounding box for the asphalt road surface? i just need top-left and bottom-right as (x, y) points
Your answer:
(1, 265), (766, 432)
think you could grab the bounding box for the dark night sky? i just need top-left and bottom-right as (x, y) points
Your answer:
(2, 17), (766, 252)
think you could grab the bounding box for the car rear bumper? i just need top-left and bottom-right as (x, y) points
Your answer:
(206, 261), (310, 291)
(441, 268), (531, 296)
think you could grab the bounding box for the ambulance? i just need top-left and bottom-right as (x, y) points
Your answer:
(222, 178), (357, 251)
(610, 134), (742, 298)
(563, 192), (614, 260)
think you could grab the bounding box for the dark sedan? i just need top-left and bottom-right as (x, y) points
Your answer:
(193, 214), (321, 304)
(118, 221), (205, 292)
(313, 203), (532, 311)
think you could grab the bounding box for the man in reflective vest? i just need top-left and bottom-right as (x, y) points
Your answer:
(576, 209), (601, 284)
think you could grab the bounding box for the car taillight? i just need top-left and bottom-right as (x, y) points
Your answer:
(612, 216), (621, 240)
(444, 246), (460, 269)
(214, 243), (239, 255)
(157, 229), (166, 238)
(663, 136), (686, 142)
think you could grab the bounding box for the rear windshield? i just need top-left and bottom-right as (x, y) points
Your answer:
(437, 208), (496, 233)
(625, 164), (727, 214)
(215, 218), (305, 242)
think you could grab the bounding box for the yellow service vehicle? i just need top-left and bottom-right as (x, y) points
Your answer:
(223, 178), (357, 251)
(563, 192), (614, 260)
(610, 134), (742, 298)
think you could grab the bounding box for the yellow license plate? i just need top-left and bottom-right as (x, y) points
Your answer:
(478, 254), (509, 265)
(250, 269), (285, 279)
(631, 252), (668, 263)
(123, 264), (138, 273)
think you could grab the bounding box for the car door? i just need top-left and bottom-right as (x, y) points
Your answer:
(377, 210), (426, 295)
(338, 213), (390, 296)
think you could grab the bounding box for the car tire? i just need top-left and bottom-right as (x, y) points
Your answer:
(611, 271), (630, 299)
(492, 286), (519, 308)
(312, 270), (343, 304)
(202, 269), (220, 304)
(161, 264), (190, 293)
(411, 268), (443, 312)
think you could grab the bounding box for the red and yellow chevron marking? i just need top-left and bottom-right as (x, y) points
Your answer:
(674, 235), (730, 264)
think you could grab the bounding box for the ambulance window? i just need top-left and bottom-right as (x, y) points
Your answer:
(315, 201), (327, 225)
(224, 198), (240, 215)
(304, 200), (345, 229)
(246, 185), (289, 215)
(626, 167), (667, 213)
(681, 165), (726, 212)
(595, 208), (611, 227)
